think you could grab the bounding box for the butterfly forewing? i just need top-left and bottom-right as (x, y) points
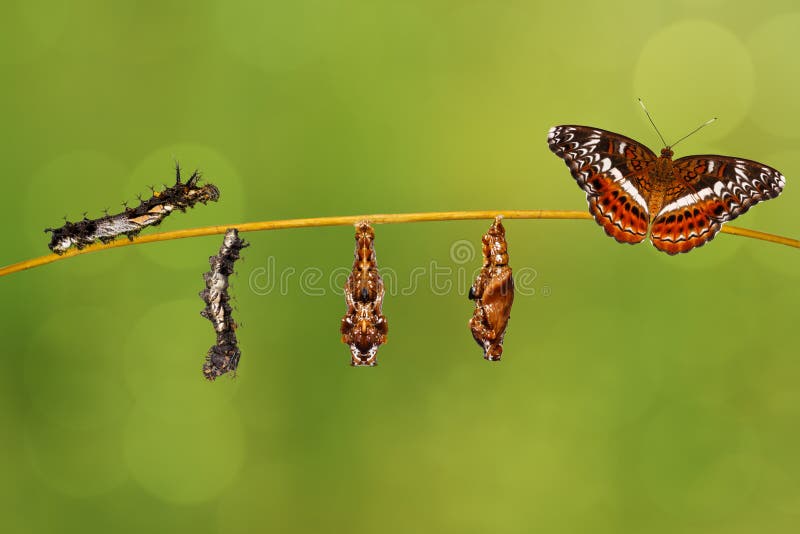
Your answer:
(650, 156), (786, 254)
(548, 126), (653, 244)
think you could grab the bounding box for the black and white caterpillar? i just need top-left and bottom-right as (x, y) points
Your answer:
(45, 165), (220, 255)
(200, 228), (248, 381)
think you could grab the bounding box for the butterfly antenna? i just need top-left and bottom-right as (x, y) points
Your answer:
(638, 98), (668, 148)
(670, 117), (718, 150)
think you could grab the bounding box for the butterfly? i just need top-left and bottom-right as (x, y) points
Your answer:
(548, 125), (786, 254)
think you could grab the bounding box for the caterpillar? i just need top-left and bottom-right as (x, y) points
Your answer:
(468, 216), (514, 361)
(44, 165), (219, 255)
(200, 228), (248, 381)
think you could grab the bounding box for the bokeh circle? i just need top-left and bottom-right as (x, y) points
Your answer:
(747, 13), (800, 139)
(24, 150), (129, 275)
(124, 401), (245, 504)
(634, 20), (754, 144)
(26, 419), (129, 498)
(23, 306), (132, 430)
(0, 1), (67, 64)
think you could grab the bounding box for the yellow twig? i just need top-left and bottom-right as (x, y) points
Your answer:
(1, 210), (798, 278)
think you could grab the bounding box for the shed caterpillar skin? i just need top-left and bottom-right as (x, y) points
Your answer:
(45, 165), (219, 254)
(340, 222), (388, 367)
(468, 216), (514, 361)
(200, 228), (248, 381)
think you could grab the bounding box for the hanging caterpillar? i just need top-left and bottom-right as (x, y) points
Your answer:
(200, 228), (249, 381)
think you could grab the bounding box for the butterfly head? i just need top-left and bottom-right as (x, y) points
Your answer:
(639, 98), (716, 158)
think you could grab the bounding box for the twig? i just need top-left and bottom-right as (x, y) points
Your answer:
(1, 210), (798, 278)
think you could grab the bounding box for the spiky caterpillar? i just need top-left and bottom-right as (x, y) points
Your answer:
(200, 228), (248, 381)
(44, 165), (220, 255)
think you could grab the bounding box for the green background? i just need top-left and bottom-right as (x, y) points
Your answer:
(2, 1), (800, 532)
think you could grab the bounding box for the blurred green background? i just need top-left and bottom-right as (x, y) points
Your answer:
(2, 1), (800, 532)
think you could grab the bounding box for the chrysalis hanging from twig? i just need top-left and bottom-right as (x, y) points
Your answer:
(341, 222), (388, 367)
(200, 228), (248, 380)
(45, 164), (220, 254)
(468, 216), (514, 361)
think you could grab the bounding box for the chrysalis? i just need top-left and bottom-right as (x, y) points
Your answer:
(341, 222), (388, 366)
(200, 228), (248, 380)
(45, 165), (219, 254)
(468, 216), (514, 361)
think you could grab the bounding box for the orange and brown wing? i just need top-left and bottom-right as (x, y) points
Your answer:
(548, 126), (655, 245)
(650, 156), (786, 254)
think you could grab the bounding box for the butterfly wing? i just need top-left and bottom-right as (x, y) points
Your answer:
(650, 156), (786, 254)
(548, 126), (654, 244)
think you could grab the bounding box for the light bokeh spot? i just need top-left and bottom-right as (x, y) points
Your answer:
(122, 299), (239, 425)
(748, 13), (800, 139)
(124, 402), (245, 504)
(24, 150), (129, 275)
(23, 307), (132, 430)
(0, 1), (67, 64)
(26, 418), (129, 498)
(634, 20), (754, 143)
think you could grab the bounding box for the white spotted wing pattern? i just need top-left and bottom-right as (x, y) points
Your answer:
(548, 125), (786, 254)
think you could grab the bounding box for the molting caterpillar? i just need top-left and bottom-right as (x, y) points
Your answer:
(200, 228), (248, 381)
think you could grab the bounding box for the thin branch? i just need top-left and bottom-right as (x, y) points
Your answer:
(1, 210), (798, 278)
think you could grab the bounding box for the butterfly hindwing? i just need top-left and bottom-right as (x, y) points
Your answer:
(648, 187), (723, 255)
(548, 126), (652, 244)
(650, 156), (786, 254)
(586, 179), (650, 244)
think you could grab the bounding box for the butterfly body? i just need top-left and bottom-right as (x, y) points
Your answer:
(634, 148), (673, 216)
(548, 125), (786, 254)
